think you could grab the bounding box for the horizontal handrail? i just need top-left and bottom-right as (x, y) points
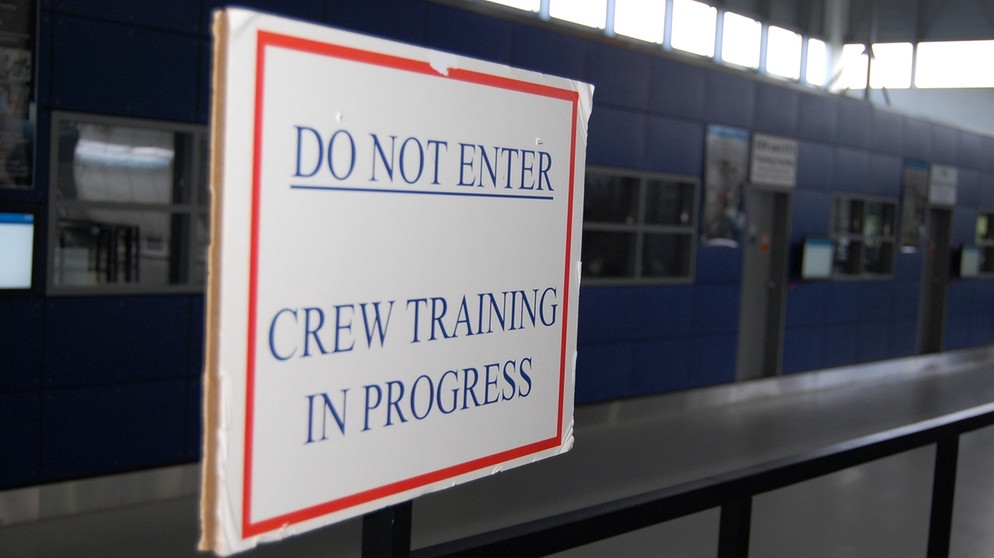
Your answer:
(407, 401), (994, 558)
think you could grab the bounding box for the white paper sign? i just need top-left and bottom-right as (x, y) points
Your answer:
(200, 8), (592, 555)
(750, 133), (797, 188)
(928, 164), (958, 206)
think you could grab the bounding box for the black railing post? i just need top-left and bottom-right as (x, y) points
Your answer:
(362, 501), (413, 558)
(926, 436), (960, 558)
(717, 497), (752, 558)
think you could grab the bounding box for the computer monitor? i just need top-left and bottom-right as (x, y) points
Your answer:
(0, 211), (36, 289)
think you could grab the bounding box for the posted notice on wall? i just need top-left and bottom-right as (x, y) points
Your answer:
(200, 8), (592, 555)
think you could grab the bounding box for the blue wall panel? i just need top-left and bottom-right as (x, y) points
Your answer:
(958, 131), (983, 169)
(0, 392), (40, 488)
(0, 299), (43, 392)
(188, 296), (206, 378)
(797, 93), (837, 143)
(837, 99), (872, 149)
(869, 153), (902, 198)
(425, 5), (513, 64)
(587, 106), (645, 168)
(983, 138), (994, 173)
(785, 282), (827, 327)
(53, 0), (201, 33)
(704, 71), (754, 129)
(834, 147), (870, 193)
(511, 25), (586, 80)
(45, 297), (190, 388)
(575, 344), (633, 403)
(324, 0), (426, 44)
(633, 338), (690, 393)
(633, 285), (694, 338)
(577, 287), (637, 344)
(820, 324), (858, 368)
(891, 319), (918, 356)
(903, 117), (932, 160)
(695, 246), (743, 283)
(857, 321), (891, 362)
(931, 124), (959, 164)
(892, 280), (921, 319)
(185, 377), (202, 461)
(824, 282), (863, 324)
(689, 334), (736, 388)
(646, 115), (703, 175)
(649, 56), (705, 120)
(872, 108), (903, 151)
(796, 141), (835, 191)
(754, 82), (799, 137)
(51, 16), (199, 121)
(790, 189), (831, 241)
(782, 326), (822, 374)
(857, 281), (894, 321)
(41, 380), (187, 481)
(691, 284), (740, 334)
(587, 44), (650, 111)
(955, 169), (980, 207)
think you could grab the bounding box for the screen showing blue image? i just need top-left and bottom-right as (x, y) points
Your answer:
(0, 212), (34, 289)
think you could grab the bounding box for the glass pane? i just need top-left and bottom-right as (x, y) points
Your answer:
(833, 237), (861, 275)
(644, 179), (694, 226)
(671, 0), (716, 57)
(981, 247), (994, 274)
(863, 240), (894, 275)
(721, 12), (761, 69)
(614, 0), (665, 44)
(805, 38), (827, 86)
(916, 40), (994, 89)
(52, 207), (205, 287)
(581, 230), (636, 278)
(766, 25), (801, 80)
(550, 0), (607, 29)
(839, 43), (868, 90)
(56, 120), (187, 205)
(977, 214), (994, 241)
(834, 198), (864, 235)
(864, 201), (895, 237)
(584, 173), (639, 223)
(642, 233), (691, 278)
(869, 42), (912, 89)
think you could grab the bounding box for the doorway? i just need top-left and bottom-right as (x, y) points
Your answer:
(736, 188), (791, 381)
(917, 207), (952, 354)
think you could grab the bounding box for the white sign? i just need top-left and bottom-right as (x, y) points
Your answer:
(200, 8), (592, 555)
(928, 164), (958, 206)
(750, 133), (797, 188)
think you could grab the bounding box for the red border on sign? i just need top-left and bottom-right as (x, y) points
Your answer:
(243, 30), (580, 538)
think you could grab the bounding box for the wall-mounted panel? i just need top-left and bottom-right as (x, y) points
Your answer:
(185, 377), (201, 461)
(819, 323), (858, 367)
(691, 283), (741, 334)
(0, 392), (40, 488)
(869, 153), (902, 197)
(834, 147), (870, 193)
(587, 106), (646, 168)
(41, 380), (187, 481)
(823, 282), (863, 324)
(872, 108), (903, 153)
(782, 326), (822, 373)
(574, 344), (634, 403)
(425, 5), (513, 65)
(958, 130), (983, 170)
(324, 0), (425, 44)
(646, 115), (703, 175)
(649, 56), (705, 120)
(790, 189), (831, 240)
(857, 320), (892, 361)
(44, 297), (190, 388)
(754, 82), (799, 137)
(577, 286), (638, 344)
(633, 338), (690, 393)
(689, 334), (737, 387)
(0, 299), (43, 392)
(695, 245), (743, 283)
(797, 93), (837, 143)
(903, 117), (932, 160)
(704, 71), (755, 128)
(796, 141), (834, 191)
(52, 0), (201, 33)
(931, 123), (959, 164)
(837, 99), (872, 149)
(633, 285), (693, 338)
(511, 25), (587, 80)
(51, 17), (199, 122)
(587, 44), (650, 110)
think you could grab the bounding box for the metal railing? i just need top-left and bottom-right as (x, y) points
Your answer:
(362, 401), (994, 558)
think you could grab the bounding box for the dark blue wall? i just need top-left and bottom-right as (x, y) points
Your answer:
(1, 0), (992, 490)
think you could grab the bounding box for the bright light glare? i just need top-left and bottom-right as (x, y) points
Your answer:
(805, 38), (827, 85)
(671, 0), (716, 57)
(614, 0), (666, 44)
(482, 0), (540, 11)
(721, 12), (760, 68)
(839, 43), (868, 89)
(869, 42), (912, 88)
(916, 40), (994, 88)
(766, 26), (801, 79)
(549, 0), (607, 29)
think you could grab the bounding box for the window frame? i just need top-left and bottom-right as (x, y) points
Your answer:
(975, 208), (994, 276)
(828, 193), (898, 280)
(47, 111), (209, 296)
(582, 166), (699, 286)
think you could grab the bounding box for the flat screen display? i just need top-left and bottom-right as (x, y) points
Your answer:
(801, 239), (834, 279)
(0, 212), (35, 289)
(960, 245), (980, 278)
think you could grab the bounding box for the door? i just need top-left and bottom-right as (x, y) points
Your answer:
(918, 207), (952, 354)
(736, 189), (791, 381)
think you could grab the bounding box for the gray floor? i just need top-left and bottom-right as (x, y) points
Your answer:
(3, 347), (994, 557)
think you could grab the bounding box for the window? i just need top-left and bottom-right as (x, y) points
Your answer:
(869, 42), (913, 89)
(614, 0), (666, 44)
(582, 169), (698, 283)
(839, 43), (869, 90)
(48, 112), (209, 294)
(976, 211), (994, 275)
(805, 38), (827, 86)
(766, 25), (802, 80)
(481, 0), (540, 11)
(670, 0), (716, 57)
(916, 40), (994, 88)
(721, 12), (761, 69)
(830, 196), (897, 278)
(549, 0), (606, 29)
